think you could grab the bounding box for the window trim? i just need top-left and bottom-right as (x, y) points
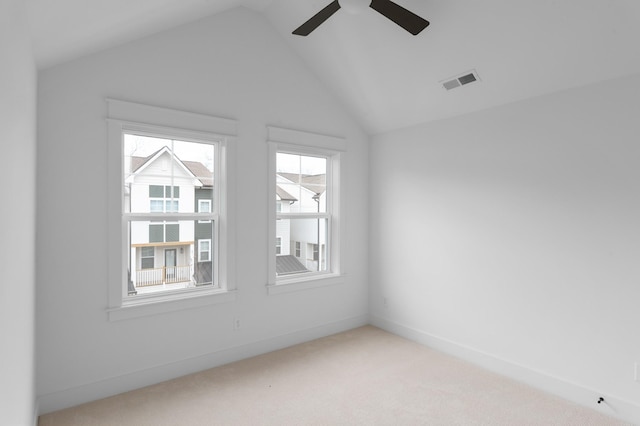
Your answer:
(266, 126), (345, 295)
(107, 99), (237, 320)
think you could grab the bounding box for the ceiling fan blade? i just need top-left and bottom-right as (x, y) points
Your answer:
(293, 1), (341, 36)
(369, 0), (429, 35)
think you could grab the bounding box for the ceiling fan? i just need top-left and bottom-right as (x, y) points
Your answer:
(292, 0), (429, 36)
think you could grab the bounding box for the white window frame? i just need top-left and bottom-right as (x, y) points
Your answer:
(267, 126), (345, 295)
(107, 99), (237, 321)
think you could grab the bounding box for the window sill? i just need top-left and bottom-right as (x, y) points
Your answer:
(267, 273), (345, 295)
(107, 288), (236, 321)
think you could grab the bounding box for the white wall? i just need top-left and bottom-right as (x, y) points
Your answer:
(36, 7), (369, 413)
(370, 74), (640, 422)
(0, 1), (37, 425)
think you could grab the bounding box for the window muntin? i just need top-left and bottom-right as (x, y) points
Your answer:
(123, 133), (216, 297)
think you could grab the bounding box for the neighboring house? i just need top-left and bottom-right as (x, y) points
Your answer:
(125, 147), (213, 292)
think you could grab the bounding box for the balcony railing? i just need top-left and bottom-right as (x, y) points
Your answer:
(135, 265), (191, 287)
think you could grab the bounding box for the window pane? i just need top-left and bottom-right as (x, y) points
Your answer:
(150, 200), (163, 212)
(276, 153), (326, 213)
(276, 218), (327, 276)
(141, 246), (154, 257)
(127, 219), (214, 296)
(149, 224), (164, 243)
(166, 200), (179, 212)
(165, 224), (179, 242)
(149, 185), (164, 197)
(124, 134), (214, 214)
(198, 199), (211, 213)
(141, 257), (154, 269)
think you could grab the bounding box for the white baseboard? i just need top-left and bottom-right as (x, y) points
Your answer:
(37, 314), (368, 416)
(32, 398), (39, 426)
(370, 315), (640, 425)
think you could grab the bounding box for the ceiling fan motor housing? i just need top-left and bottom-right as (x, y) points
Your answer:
(339, 0), (372, 14)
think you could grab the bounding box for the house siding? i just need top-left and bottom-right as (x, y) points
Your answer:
(194, 187), (213, 285)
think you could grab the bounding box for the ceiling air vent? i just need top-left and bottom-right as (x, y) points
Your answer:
(441, 70), (480, 91)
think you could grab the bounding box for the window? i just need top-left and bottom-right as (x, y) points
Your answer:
(311, 243), (319, 261)
(198, 199), (211, 213)
(267, 126), (344, 294)
(198, 199), (211, 223)
(149, 222), (179, 243)
(107, 99), (237, 320)
(140, 247), (155, 269)
(276, 152), (328, 275)
(198, 239), (211, 262)
(149, 185), (180, 212)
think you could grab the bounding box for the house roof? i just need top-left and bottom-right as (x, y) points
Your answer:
(276, 186), (297, 202)
(278, 173), (325, 196)
(276, 255), (308, 276)
(182, 160), (214, 187)
(131, 147), (214, 187)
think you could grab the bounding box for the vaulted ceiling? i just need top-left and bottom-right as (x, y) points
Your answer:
(26, 0), (640, 134)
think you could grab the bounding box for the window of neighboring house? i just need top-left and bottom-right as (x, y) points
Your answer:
(149, 222), (180, 243)
(198, 199), (211, 223)
(276, 237), (282, 255)
(140, 247), (155, 269)
(198, 239), (211, 262)
(267, 126), (344, 294)
(107, 99), (237, 320)
(149, 185), (180, 212)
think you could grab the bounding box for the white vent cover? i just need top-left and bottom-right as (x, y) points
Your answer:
(441, 70), (480, 91)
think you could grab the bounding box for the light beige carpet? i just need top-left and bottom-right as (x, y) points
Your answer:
(39, 326), (628, 426)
